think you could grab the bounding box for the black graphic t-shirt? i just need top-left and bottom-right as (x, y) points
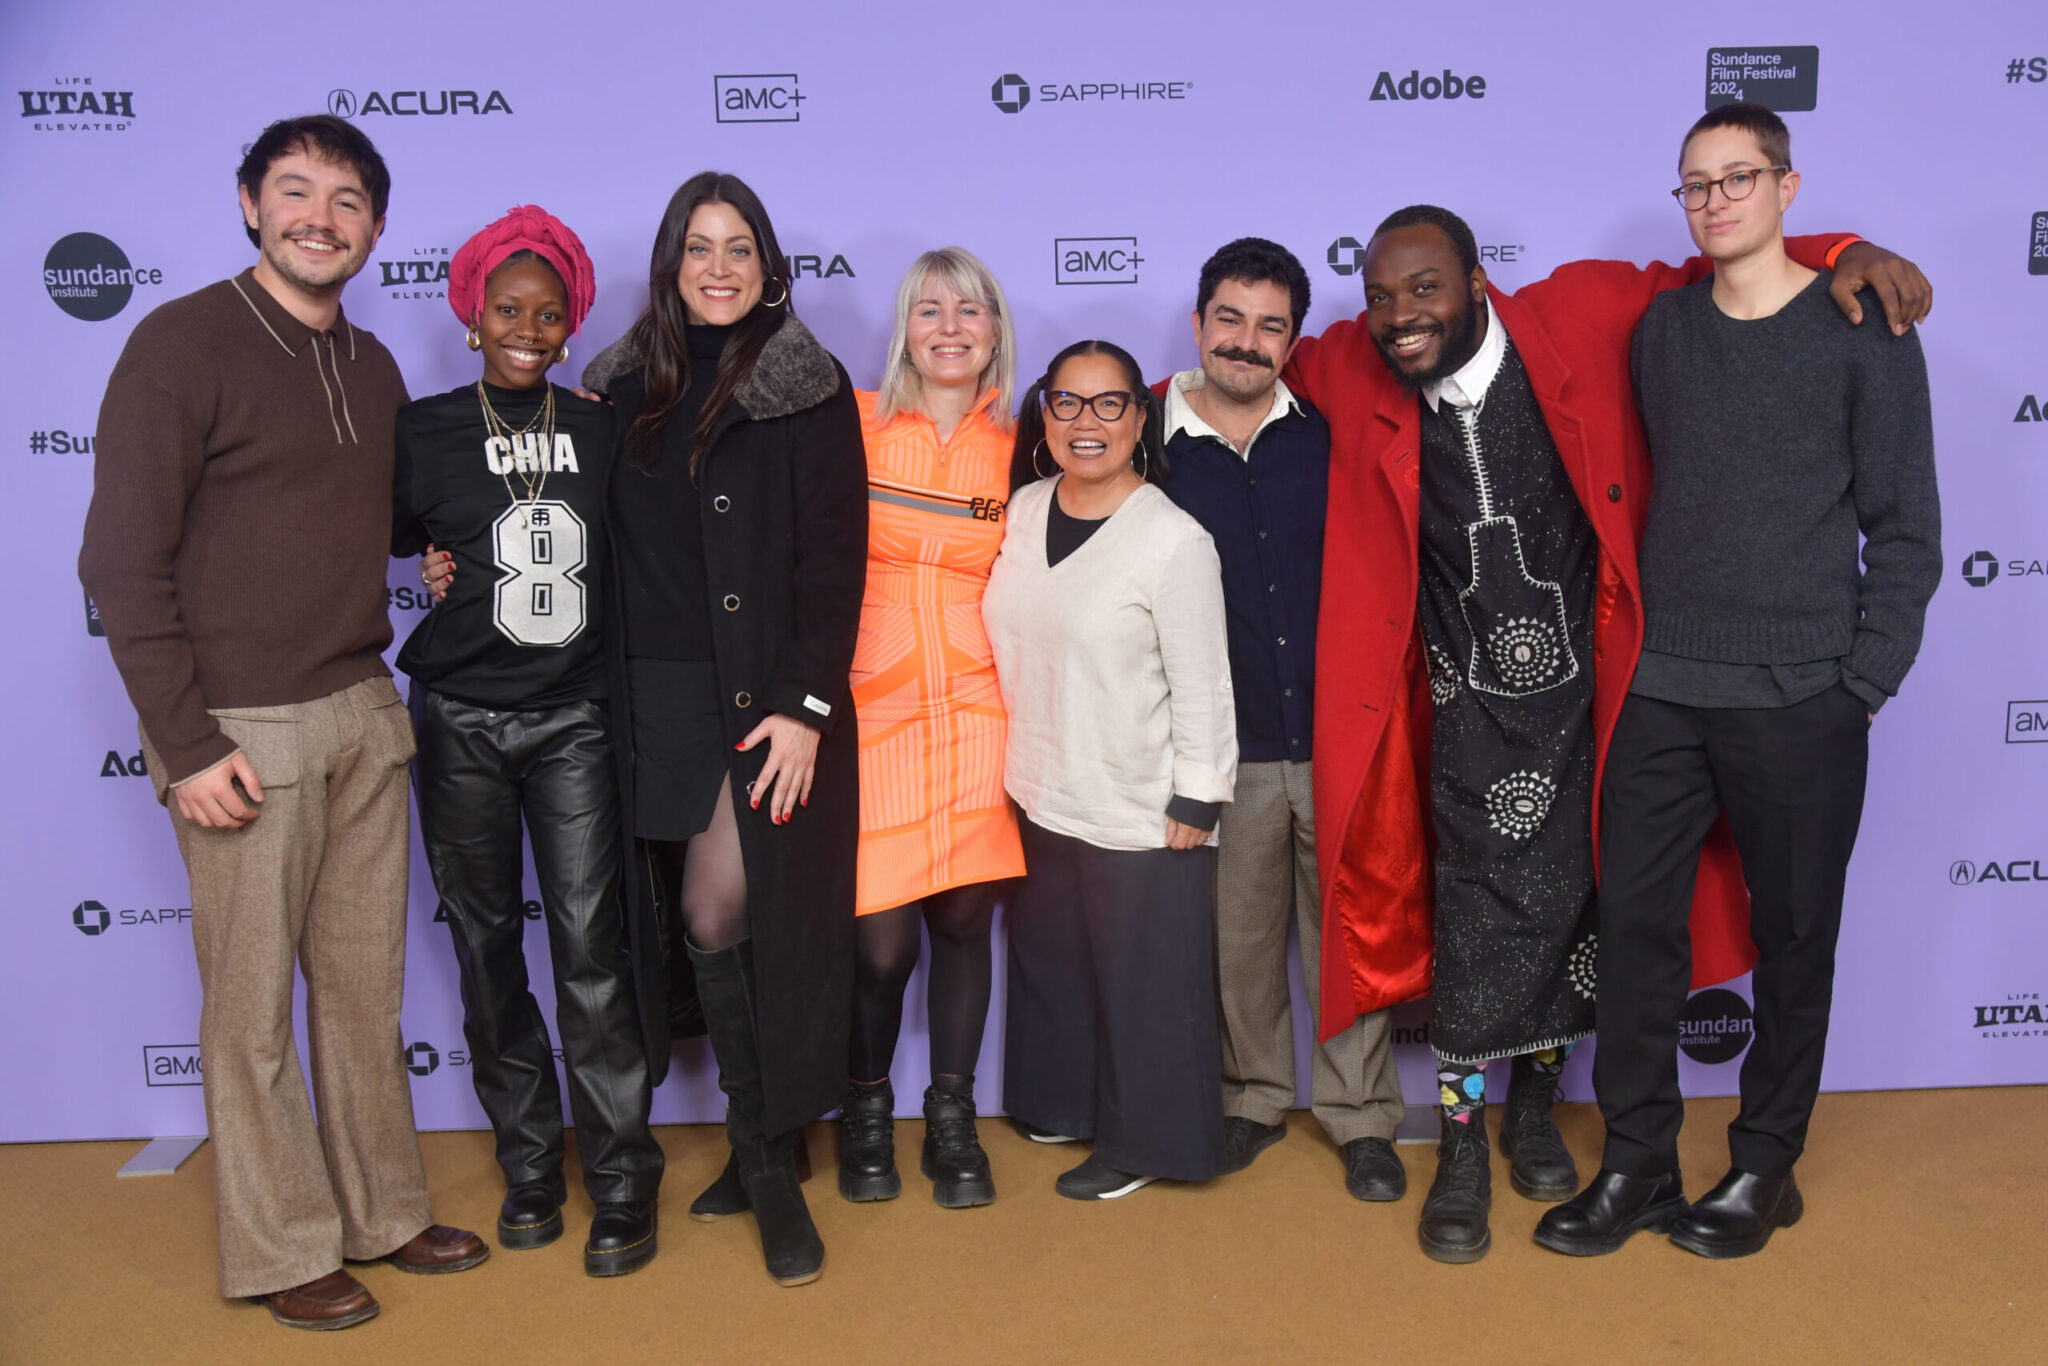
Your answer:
(393, 382), (613, 709)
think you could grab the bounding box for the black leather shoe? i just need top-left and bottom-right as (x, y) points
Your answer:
(921, 1074), (995, 1208)
(497, 1180), (565, 1250)
(1219, 1117), (1287, 1175)
(1340, 1137), (1407, 1202)
(1669, 1169), (1803, 1259)
(1499, 1055), (1579, 1201)
(1534, 1168), (1687, 1256)
(838, 1078), (901, 1202)
(584, 1201), (658, 1277)
(1417, 1116), (1492, 1263)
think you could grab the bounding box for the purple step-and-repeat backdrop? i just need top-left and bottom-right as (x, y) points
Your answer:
(2, 0), (2043, 1143)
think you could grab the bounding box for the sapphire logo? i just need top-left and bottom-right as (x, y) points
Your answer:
(404, 1042), (440, 1076)
(1054, 237), (1143, 285)
(1327, 236), (1366, 276)
(1705, 47), (1820, 112)
(1961, 551), (2000, 587)
(73, 900), (110, 936)
(144, 1045), (203, 1087)
(44, 233), (163, 321)
(715, 74), (802, 123)
(1677, 988), (1753, 1064)
(328, 89), (512, 117)
(990, 73), (1030, 113)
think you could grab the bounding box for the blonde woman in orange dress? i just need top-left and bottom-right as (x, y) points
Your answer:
(837, 248), (1025, 1209)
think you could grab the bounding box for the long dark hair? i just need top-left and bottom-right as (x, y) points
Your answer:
(1008, 339), (1168, 493)
(624, 171), (794, 480)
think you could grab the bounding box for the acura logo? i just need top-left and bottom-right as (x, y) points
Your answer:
(1951, 861), (1977, 885)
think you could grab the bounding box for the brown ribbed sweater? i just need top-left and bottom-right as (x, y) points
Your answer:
(79, 269), (409, 783)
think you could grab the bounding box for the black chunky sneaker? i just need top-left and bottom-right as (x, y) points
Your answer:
(838, 1078), (901, 1202)
(921, 1074), (996, 1208)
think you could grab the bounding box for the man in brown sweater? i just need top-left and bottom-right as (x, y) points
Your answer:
(78, 114), (485, 1330)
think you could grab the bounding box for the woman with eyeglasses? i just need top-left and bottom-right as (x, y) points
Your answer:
(981, 339), (1238, 1199)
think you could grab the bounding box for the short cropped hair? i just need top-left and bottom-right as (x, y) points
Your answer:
(1370, 204), (1478, 279)
(1681, 102), (1792, 171)
(235, 114), (391, 247)
(1194, 237), (1311, 338)
(875, 247), (1018, 430)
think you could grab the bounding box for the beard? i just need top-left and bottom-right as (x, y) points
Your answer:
(1374, 299), (1485, 395)
(259, 223), (367, 294)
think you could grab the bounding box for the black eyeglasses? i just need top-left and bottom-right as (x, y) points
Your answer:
(1044, 389), (1139, 422)
(1671, 166), (1789, 211)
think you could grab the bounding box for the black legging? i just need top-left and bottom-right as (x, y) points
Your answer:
(648, 773), (749, 951)
(849, 883), (999, 1082)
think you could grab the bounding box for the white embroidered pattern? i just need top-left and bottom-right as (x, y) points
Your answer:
(1567, 934), (1598, 1001)
(1485, 769), (1556, 841)
(1485, 614), (1566, 691)
(1428, 642), (1461, 705)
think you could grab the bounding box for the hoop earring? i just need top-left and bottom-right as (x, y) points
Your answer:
(760, 279), (788, 308)
(555, 344), (569, 365)
(1133, 446), (1150, 481)
(1032, 440), (1057, 480)
(465, 327), (481, 351)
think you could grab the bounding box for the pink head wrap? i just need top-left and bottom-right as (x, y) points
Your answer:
(449, 204), (597, 335)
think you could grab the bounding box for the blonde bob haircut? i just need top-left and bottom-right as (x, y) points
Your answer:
(874, 247), (1017, 431)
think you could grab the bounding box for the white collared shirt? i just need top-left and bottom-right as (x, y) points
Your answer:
(1164, 367), (1302, 459)
(1422, 304), (1507, 413)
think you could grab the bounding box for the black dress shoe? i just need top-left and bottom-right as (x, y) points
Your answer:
(584, 1201), (658, 1277)
(497, 1180), (565, 1250)
(1417, 1116), (1491, 1263)
(838, 1078), (901, 1202)
(1533, 1168), (1687, 1257)
(1219, 1116), (1287, 1175)
(1340, 1136), (1407, 1202)
(1669, 1169), (1803, 1259)
(1499, 1055), (1579, 1201)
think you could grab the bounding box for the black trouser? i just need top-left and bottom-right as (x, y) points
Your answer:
(1593, 685), (1868, 1180)
(411, 687), (663, 1202)
(1003, 819), (1226, 1182)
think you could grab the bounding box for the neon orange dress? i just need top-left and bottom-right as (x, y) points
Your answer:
(852, 387), (1025, 915)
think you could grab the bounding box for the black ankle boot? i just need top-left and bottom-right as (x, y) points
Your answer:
(1418, 1114), (1492, 1263)
(497, 1179), (565, 1250)
(922, 1073), (995, 1209)
(1533, 1168), (1687, 1257)
(838, 1078), (901, 1202)
(1499, 1054), (1579, 1202)
(583, 1201), (658, 1277)
(1668, 1169), (1803, 1259)
(689, 937), (825, 1286)
(689, 1151), (746, 1222)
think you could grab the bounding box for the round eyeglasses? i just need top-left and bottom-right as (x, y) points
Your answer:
(1672, 165), (1789, 211)
(1044, 390), (1138, 422)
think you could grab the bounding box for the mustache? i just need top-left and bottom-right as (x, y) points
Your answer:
(1209, 345), (1273, 369)
(285, 229), (350, 247)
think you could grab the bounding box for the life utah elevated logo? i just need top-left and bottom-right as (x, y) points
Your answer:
(19, 77), (134, 132)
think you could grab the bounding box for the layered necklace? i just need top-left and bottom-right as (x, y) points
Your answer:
(477, 379), (557, 527)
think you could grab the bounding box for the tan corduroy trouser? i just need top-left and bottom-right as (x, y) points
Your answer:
(143, 676), (432, 1298)
(1215, 759), (1406, 1144)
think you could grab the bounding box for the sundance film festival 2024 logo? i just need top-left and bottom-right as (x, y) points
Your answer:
(2031, 212), (2048, 276)
(1705, 47), (1819, 111)
(989, 73), (1191, 113)
(19, 77), (133, 132)
(328, 88), (511, 118)
(44, 233), (163, 321)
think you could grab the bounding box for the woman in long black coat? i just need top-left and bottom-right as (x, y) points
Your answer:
(582, 171), (866, 1287)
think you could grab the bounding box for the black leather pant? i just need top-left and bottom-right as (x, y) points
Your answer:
(411, 687), (664, 1202)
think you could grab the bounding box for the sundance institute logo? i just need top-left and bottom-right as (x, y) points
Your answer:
(44, 233), (163, 321)
(1677, 988), (1753, 1064)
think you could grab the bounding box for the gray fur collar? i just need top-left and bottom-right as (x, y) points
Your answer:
(581, 314), (839, 420)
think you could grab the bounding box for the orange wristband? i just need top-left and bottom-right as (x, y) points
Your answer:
(1824, 236), (1862, 269)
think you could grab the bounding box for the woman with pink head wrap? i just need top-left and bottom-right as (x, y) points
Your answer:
(392, 205), (665, 1278)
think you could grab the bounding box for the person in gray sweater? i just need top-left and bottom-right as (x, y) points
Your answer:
(1538, 102), (1940, 1261)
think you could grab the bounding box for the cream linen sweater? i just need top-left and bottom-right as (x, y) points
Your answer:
(982, 477), (1237, 851)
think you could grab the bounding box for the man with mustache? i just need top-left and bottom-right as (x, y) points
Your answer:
(1158, 238), (1408, 1199)
(1282, 205), (1930, 1262)
(80, 114), (486, 1329)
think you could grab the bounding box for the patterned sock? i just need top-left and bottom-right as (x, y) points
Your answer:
(1525, 1041), (1576, 1079)
(1436, 1056), (1490, 1126)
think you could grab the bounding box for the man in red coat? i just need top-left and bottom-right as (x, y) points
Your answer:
(1283, 207), (1928, 1263)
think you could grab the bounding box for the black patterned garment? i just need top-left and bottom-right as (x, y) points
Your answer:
(1416, 337), (1599, 1064)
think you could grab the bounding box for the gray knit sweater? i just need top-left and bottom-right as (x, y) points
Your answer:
(1630, 271), (1941, 698)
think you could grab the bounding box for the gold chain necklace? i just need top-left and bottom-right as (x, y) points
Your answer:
(477, 380), (557, 527)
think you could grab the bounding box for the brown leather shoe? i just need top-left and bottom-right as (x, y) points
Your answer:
(254, 1269), (379, 1331)
(383, 1224), (490, 1275)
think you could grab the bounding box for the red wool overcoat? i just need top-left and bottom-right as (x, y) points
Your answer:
(1284, 236), (1853, 1041)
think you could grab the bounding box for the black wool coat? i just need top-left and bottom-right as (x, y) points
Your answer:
(587, 316), (866, 1136)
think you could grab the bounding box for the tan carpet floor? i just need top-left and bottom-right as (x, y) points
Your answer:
(2, 1087), (2042, 1365)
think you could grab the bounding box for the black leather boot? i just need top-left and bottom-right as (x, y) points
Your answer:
(1533, 1168), (1687, 1257)
(689, 937), (825, 1286)
(1668, 1169), (1803, 1259)
(496, 1179), (565, 1250)
(583, 1201), (658, 1277)
(922, 1073), (996, 1209)
(1499, 1054), (1579, 1201)
(838, 1078), (901, 1202)
(1417, 1115), (1492, 1263)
